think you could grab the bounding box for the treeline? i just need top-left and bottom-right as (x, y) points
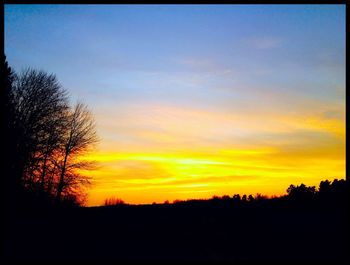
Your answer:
(2, 56), (98, 209)
(176, 179), (346, 207)
(104, 179), (347, 207)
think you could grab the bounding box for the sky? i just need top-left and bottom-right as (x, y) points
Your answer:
(5, 5), (346, 206)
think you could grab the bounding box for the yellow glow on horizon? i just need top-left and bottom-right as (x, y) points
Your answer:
(5, 5), (346, 209)
(76, 100), (345, 206)
(81, 142), (345, 206)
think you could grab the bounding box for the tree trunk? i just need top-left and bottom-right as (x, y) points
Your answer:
(56, 126), (73, 204)
(56, 151), (68, 204)
(40, 154), (48, 191)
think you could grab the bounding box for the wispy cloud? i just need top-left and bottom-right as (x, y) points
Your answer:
(82, 98), (345, 206)
(6, 5), (345, 206)
(243, 36), (283, 49)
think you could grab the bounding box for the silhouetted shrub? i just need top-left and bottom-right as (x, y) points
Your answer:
(222, 195), (231, 200)
(255, 193), (268, 201)
(104, 197), (125, 206)
(248, 194), (254, 202)
(232, 194), (241, 203)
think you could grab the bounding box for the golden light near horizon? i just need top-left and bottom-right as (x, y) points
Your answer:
(81, 147), (345, 206)
(5, 5), (345, 206)
(80, 101), (345, 206)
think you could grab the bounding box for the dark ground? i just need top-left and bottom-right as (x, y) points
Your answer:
(3, 198), (348, 264)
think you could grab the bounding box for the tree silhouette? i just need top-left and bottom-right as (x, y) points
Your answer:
(56, 102), (98, 204)
(232, 194), (241, 203)
(318, 179), (347, 204)
(3, 60), (98, 207)
(2, 55), (18, 211)
(287, 183), (316, 202)
(318, 179), (331, 200)
(248, 194), (254, 202)
(222, 195), (231, 201)
(11, 69), (69, 192)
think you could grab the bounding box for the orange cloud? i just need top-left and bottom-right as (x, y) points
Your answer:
(83, 100), (345, 206)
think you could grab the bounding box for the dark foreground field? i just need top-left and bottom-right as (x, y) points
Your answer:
(3, 198), (348, 263)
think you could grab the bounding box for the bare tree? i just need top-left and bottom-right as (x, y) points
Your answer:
(104, 197), (125, 206)
(56, 102), (99, 204)
(11, 69), (69, 192)
(6, 66), (99, 206)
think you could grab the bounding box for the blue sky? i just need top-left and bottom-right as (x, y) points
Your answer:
(5, 5), (346, 205)
(5, 5), (345, 105)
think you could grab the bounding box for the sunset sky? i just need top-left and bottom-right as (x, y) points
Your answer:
(5, 5), (345, 206)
